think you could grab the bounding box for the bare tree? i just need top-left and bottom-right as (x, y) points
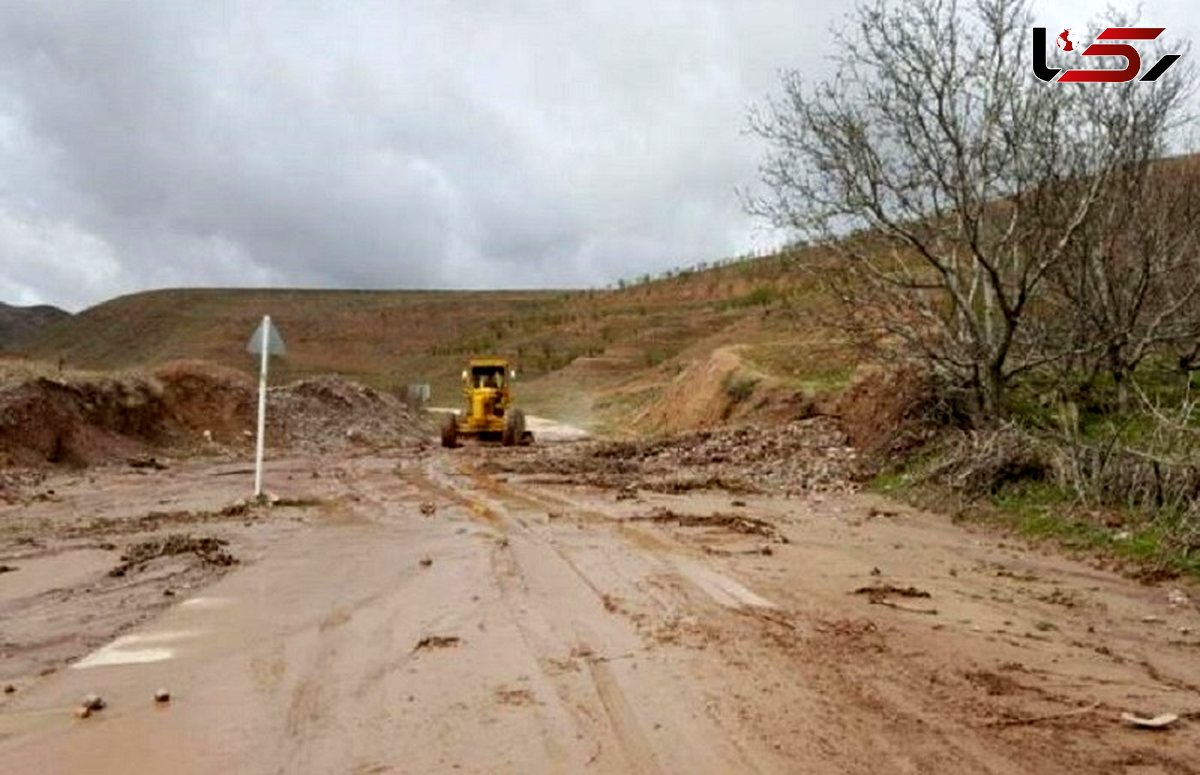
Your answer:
(749, 0), (1192, 420)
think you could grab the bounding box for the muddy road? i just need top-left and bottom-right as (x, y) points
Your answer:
(2, 441), (1199, 773)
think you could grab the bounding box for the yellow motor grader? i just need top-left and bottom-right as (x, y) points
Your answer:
(440, 357), (532, 448)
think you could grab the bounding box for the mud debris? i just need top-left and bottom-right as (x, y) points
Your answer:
(73, 692), (110, 720)
(488, 416), (858, 495)
(495, 687), (536, 706)
(963, 669), (1023, 696)
(58, 501), (259, 541)
(109, 534), (237, 577)
(853, 584), (931, 602)
(630, 507), (785, 542)
(128, 455), (168, 470)
(854, 584), (937, 614)
(81, 693), (106, 712)
(413, 635), (461, 652)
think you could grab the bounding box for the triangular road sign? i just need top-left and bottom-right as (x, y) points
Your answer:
(247, 318), (287, 357)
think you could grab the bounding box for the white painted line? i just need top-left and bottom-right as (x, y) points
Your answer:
(73, 647), (175, 669)
(71, 629), (205, 669)
(179, 596), (233, 609)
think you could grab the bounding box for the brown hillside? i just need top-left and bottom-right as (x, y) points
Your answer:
(0, 302), (71, 352)
(24, 252), (855, 431)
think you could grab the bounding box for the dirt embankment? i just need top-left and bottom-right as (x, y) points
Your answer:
(0, 360), (428, 473)
(834, 364), (934, 455)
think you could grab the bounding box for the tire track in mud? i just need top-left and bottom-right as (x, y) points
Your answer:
(389, 454), (1171, 773)
(477, 481), (663, 772)
(434, 458), (769, 773)
(393, 457), (651, 769)
(448, 461), (1102, 774)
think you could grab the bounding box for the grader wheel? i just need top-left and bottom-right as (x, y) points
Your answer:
(502, 409), (526, 447)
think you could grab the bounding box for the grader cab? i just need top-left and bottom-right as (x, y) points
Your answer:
(440, 357), (532, 448)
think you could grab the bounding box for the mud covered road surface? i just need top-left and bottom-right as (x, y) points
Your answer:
(2, 442), (1199, 773)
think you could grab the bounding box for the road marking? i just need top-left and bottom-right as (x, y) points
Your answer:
(179, 596), (234, 609)
(72, 629), (205, 669)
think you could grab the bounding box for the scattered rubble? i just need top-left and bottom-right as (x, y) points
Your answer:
(490, 416), (858, 495)
(268, 377), (428, 453)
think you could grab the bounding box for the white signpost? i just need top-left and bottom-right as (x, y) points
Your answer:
(246, 316), (287, 499)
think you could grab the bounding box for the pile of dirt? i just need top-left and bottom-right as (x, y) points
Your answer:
(0, 361), (428, 469)
(268, 377), (429, 452)
(0, 370), (171, 467)
(153, 360), (255, 444)
(493, 416), (858, 495)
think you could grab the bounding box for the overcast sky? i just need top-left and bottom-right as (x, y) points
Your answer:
(1, 1), (1196, 311)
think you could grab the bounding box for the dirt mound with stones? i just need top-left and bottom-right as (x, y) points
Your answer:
(268, 377), (428, 453)
(0, 361), (427, 468)
(490, 416), (859, 495)
(153, 360), (256, 444)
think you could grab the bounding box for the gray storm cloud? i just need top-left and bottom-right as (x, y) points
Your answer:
(0, 0), (838, 310)
(1, 1), (1195, 311)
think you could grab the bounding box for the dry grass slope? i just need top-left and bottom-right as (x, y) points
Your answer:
(21, 253), (856, 431)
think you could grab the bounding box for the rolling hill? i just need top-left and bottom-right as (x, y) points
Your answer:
(0, 302), (71, 352)
(19, 252), (854, 433)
